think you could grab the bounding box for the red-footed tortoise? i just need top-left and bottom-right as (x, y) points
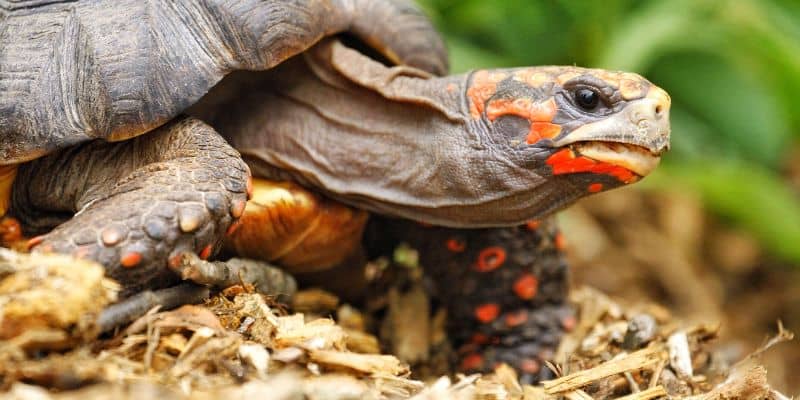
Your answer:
(0, 0), (670, 383)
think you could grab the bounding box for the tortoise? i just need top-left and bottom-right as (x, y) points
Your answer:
(0, 0), (670, 383)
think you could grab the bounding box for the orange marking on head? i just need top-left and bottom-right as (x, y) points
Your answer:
(513, 274), (539, 300)
(460, 353), (484, 371)
(485, 97), (562, 145)
(475, 246), (507, 272)
(520, 358), (541, 374)
(546, 149), (638, 183)
(505, 310), (529, 327)
(588, 183), (604, 193)
(485, 98), (556, 122)
(525, 219), (540, 230)
(446, 83), (458, 93)
(199, 244), (213, 260)
(562, 315), (577, 332)
(120, 252), (142, 268)
(446, 238), (466, 253)
(514, 69), (550, 88)
(526, 122), (562, 144)
(475, 303), (500, 323)
(554, 233), (567, 251)
(467, 70), (506, 119)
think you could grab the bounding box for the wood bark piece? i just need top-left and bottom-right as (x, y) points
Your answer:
(274, 315), (346, 350)
(0, 249), (118, 345)
(309, 349), (408, 376)
(385, 285), (430, 364)
(615, 386), (667, 400)
(542, 346), (667, 394)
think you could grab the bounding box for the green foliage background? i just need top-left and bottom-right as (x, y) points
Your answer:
(417, 0), (800, 263)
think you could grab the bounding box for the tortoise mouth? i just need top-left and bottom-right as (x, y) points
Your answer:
(571, 141), (661, 177)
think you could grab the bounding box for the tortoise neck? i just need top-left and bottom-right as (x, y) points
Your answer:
(204, 45), (481, 224)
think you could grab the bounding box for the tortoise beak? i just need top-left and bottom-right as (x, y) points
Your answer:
(551, 86), (671, 177)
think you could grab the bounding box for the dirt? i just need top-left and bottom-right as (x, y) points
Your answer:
(0, 186), (796, 399)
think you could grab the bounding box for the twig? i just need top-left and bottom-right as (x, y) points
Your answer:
(542, 346), (667, 394)
(615, 386), (668, 400)
(564, 389), (595, 400)
(97, 283), (209, 332)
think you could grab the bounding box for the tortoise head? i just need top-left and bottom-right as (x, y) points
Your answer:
(222, 41), (671, 228)
(460, 66), (671, 218)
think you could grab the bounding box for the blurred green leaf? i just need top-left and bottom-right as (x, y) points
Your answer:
(645, 160), (800, 263)
(648, 52), (790, 167)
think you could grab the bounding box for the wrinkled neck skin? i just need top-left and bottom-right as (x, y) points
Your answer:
(205, 41), (583, 228)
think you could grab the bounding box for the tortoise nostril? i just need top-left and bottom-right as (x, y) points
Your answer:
(655, 104), (663, 116)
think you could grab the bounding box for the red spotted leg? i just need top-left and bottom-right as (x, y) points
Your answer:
(9, 117), (250, 296)
(369, 218), (574, 384)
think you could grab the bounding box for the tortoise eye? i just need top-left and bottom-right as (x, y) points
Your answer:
(575, 88), (600, 110)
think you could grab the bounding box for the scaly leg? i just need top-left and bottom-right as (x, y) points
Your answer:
(369, 218), (574, 384)
(10, 117), (250, 295)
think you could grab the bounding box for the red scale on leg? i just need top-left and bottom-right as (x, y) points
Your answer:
(120, 251), (142, 268)
(199, 244), (213, 260)
(460, 353), (485, 371)
(474, 303), (500, 323)
(505, 309), (529, 328)
(446, 237), (466, 253)
(226, 220), (242, 236)
(554, 233), (567, 251)
(0, 217), (23, 244)
(520, 358), (541, 375)
(475, 246), (506, 272)
(562, 315), (577, 332)
(26, 235), (45, 250)
(513, 273), (539, 300)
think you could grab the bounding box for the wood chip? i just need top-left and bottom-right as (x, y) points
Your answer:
(275, 316), (346, 350)
(0, 249), (118, 344)
(563, 389), (594, 399)
(344, 328), (380, 354)
(385, 286), (430, 364)
(542, 346), (667, 394)
(309, 349), (408, 376)
(667, 331), (693, 379)
(291, 288), (340, 313)
(614, 386), (668, 400)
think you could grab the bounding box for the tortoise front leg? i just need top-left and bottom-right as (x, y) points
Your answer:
(10, 117), (250, 295)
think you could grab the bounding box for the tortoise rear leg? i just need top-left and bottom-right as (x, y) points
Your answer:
(372, 219), (575, 384)
(10, 117), (250, 295)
